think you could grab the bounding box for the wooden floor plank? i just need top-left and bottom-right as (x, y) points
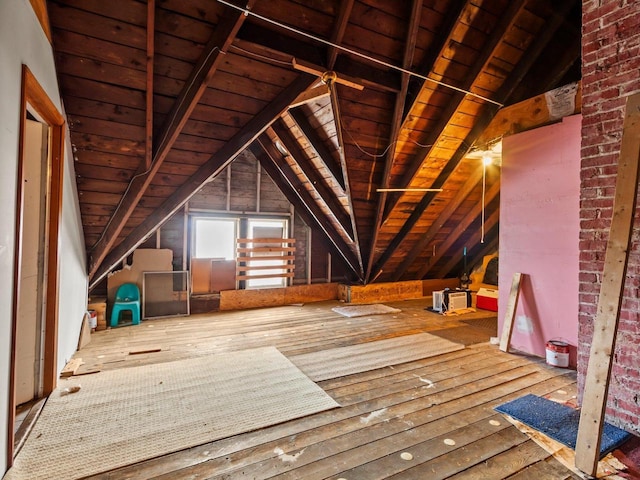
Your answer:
(66, 299), (581, 480)
(505, 456), (582, 480)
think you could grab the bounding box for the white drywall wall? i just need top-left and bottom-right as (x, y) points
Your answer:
(0, 0), (88, 474)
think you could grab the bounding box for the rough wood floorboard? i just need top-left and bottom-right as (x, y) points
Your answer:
(71, 299), (579, 480)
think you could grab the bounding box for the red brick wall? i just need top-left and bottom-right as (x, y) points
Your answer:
(580, 1), (640, 434)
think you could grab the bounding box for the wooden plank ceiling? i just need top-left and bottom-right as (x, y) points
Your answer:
(47, 0), (580, 288)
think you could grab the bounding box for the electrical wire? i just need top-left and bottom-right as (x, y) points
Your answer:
(481, 161), (486, 244)
(216, 0), (503, 107)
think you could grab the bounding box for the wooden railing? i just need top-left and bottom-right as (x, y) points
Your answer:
(236, 238), (295, 283)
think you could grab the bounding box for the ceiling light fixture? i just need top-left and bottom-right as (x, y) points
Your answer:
(274, 139), (289, 156)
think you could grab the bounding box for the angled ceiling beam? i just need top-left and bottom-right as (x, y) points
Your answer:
(393, 164), (484, 281)
(365, 0), (423, 282)
(327, 0), (355, 68)
(383, 0), (526, 220)
(89, 74), (315, 288)
(420, 180), (500, 278)
(288, 107), (345, 189)
(88, 0), (254, 279)
(144, 0), (155, 170)
(434, 209), (500, 278)
(326, 77), (364, 277)
(402, 0), (468, 117)
(289, 84), (330, 109)
(253, 136), (361, 278)
(270, 121), (353, 237)
(369, 0), (575, 282)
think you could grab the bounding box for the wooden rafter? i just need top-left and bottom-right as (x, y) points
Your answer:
(270, 121), (353, 237)
(365, 0), (423, 282)
(144, 0), (154, 170)
(422, 180), (500, 278)
(89, 74), (315, 289)
(88, 0), (255, 279)
(370, 0), (575, 281)
(327, 0), (355, 69)
(326, 78), (363, 277)
(575, 92), (640, 476)
(383, 0), (527, 220)
(289, 84), (330, 109)
(393, 165), (485, 281)
(288, 107), (345, 189)
(253, 137), (361, 278)
(401, 0), (468, 120)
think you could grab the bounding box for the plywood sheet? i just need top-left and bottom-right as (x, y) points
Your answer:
(339, 280), (424, 304)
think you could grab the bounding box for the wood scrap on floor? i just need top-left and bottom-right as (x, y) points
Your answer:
(60, 358), (83, 378)
(501, 415), (627, 479)
(129, 348), (162, 355)
(443, 307), (476, 316)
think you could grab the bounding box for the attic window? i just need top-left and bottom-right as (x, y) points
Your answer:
(192, 218), (236, 260)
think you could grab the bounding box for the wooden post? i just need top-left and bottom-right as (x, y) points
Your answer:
(499, 272), (523, 352)
(575, 93), (640, 476)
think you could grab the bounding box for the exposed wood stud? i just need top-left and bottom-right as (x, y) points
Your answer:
(144, 0), (154, 171)
(500, 272), (524, 353)
(575, 92), (640, 476)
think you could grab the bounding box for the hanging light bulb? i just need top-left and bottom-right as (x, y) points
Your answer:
(482, 154), (493, 166)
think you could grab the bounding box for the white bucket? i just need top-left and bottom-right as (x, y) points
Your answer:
(546, 339), (569, 367)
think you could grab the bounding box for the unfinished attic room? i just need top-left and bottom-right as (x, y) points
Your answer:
(5, 0), (640, 478)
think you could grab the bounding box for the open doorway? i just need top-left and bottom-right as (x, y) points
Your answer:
(8, 66), (65, 463)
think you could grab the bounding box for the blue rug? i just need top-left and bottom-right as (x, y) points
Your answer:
(495, 394), (632, 457)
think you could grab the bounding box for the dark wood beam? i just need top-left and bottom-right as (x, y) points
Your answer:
(365, 0), (423, 282)
(271, 120), (353, 237)
(144, 0), (154, 170)
(327, 0), (354, 68)
(370, 0), (574, 282)
(434, 209), (500, 278)
(383, 0), (526, 220)
(89, 74), (315, 289)
(289, 84), (330, 109)
(88, 0), (254, 279)
(402, 0), (468, 119)
(253, 137), (361, 278)
(288, 107), (345, 189)
(326, 78), (363, 277)
(393, 165), (484, 281)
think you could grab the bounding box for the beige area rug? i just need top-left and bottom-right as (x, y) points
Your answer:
(6, 347), (338, 480)
(289, 333), (465, 381)
(331, 303), (401, 317)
